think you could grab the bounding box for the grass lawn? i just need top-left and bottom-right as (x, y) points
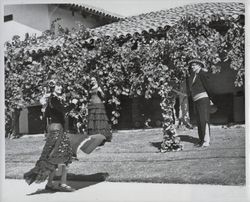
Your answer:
(5, 126), (245, 185)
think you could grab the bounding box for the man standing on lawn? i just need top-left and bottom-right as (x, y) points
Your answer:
(187, 59), (215, 147)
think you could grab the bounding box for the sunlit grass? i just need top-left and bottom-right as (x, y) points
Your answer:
(5, 126), (245, 185)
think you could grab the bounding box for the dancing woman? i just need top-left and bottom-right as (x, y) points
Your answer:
(24, 81), (77, 192)
(87, 76), (112, 143)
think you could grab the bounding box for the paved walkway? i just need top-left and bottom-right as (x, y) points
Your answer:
(1, 179), (249, 202)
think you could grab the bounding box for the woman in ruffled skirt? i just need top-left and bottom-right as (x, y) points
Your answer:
(24, 81), (76, 192)
(87, 77), (112, 143)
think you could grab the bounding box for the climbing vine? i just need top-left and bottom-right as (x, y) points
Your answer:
(5, 12), (244, 152)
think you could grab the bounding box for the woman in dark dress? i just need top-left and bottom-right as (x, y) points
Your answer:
(24, 81), (76, 192)
(87, 77), (112, 143)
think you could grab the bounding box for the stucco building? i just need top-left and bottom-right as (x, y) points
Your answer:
(4, 3), (122, 134)
(5, 2), (245, 134)
(4, 4), (121, 41)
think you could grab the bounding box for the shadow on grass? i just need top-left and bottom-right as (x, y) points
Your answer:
(150, 142), (162, 150)
(178, 135), (199, 144)
(150, 135), (199, 150)
(27, 172), (109, 195)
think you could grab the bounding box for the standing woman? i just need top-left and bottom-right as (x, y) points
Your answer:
(24, 81), (76, 192)
(188, 59), (214, 147)
(87, 76), (112, 143)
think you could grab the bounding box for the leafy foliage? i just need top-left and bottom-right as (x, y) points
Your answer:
(5, 13), (244, 151)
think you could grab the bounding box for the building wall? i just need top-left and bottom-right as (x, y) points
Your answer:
(4, 4), (108, 42)
(206, 63), (244, 124)
(4, 4), (50, 32)
(208, 62), (243, 95)
(48, 5), (104, 31)
(3, 21), (43, 42)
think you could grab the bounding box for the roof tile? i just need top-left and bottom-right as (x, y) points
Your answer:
(21, 2), (244, 54)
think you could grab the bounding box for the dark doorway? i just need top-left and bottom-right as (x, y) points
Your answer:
(116, 96), (133, 129)
(28, 105), (45, 134)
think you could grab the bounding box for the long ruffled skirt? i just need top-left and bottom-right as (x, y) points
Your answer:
(87, 103), (112, 142)
(23, 123), (73, 185)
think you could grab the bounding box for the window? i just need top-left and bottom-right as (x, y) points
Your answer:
(4, 14), (13, 22)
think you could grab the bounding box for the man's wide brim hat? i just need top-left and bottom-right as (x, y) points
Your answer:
(188, 59), (205, 68)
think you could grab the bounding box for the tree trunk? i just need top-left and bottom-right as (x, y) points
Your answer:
(159, 86), (183, 152)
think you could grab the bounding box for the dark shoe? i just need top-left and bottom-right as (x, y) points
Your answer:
(58, 184), (75, 192)
(45, 184), (59, 192)
(99, 140), (105, 146)
(72, 153), (79, 161)
(193, 141), (203, 147)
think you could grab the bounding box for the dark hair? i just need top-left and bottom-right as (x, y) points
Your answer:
(89, 73), (101, 87)
(89, 74), (105, 95)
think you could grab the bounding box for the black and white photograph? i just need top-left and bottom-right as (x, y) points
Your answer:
(1, 0), (248, 201)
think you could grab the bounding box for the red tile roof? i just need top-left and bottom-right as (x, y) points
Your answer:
(93, 2), (244, 38)
(70, 3), (123, 20)
(19, 2), (245, 54)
